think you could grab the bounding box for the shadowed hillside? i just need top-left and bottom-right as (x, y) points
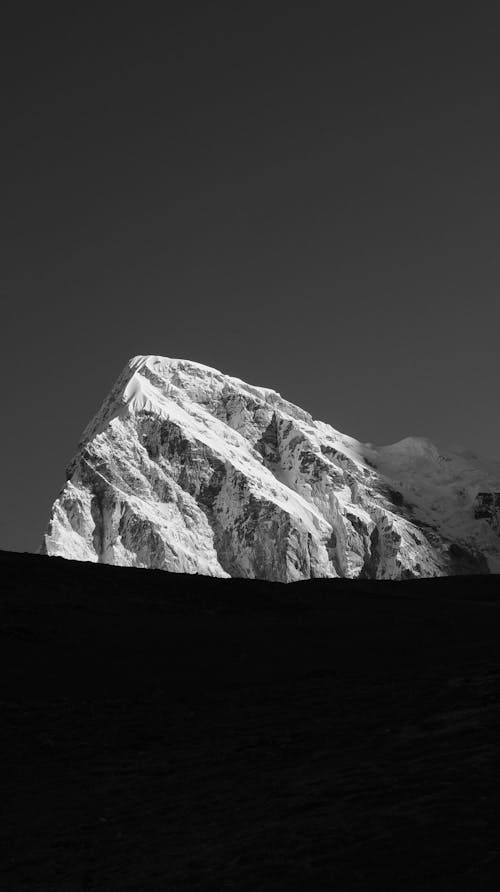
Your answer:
(2, 551), (500, 890)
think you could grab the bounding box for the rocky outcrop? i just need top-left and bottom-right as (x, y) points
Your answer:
(42, 356), (500, 580)
(474, 493), (500, 531)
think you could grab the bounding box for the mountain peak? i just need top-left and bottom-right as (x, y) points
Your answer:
(43, 356), (500, 580)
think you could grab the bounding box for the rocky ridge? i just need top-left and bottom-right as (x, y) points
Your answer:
(43, 356), (500, 580)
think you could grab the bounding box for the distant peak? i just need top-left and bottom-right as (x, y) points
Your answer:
(47, 356), (500, 581)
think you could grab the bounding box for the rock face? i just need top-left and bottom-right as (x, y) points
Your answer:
(43, 356), (500, 580)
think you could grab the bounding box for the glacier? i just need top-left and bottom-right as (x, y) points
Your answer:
(42, 355), (500, 580)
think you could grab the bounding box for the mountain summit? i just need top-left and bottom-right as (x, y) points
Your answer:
(43, 356), (500, 580)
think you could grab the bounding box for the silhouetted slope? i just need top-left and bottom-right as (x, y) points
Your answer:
(1, 551), (500, 890)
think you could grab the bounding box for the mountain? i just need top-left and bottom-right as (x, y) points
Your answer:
(42, 355), (500, 579)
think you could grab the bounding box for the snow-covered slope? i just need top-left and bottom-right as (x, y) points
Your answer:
(42, 356), (500, 580)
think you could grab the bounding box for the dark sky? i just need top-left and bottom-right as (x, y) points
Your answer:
(2, 5), (499, 553)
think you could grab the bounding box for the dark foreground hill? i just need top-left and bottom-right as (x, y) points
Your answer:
(2, 552), (500, 891)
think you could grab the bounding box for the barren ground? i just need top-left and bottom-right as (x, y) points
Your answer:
(2, 551), (500, 890)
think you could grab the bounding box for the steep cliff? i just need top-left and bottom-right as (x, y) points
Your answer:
(42, 356), (500, 580)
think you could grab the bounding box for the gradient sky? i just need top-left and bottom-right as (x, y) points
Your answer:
(2, 5), (499, 552)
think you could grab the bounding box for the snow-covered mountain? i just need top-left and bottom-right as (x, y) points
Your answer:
(42, 356), (500, 580)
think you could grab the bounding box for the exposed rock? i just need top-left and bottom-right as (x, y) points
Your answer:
(42, 356), (500, 580)
(474, 493), (500, 531)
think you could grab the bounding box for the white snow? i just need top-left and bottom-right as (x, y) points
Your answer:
(43, 355), (500, 580)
